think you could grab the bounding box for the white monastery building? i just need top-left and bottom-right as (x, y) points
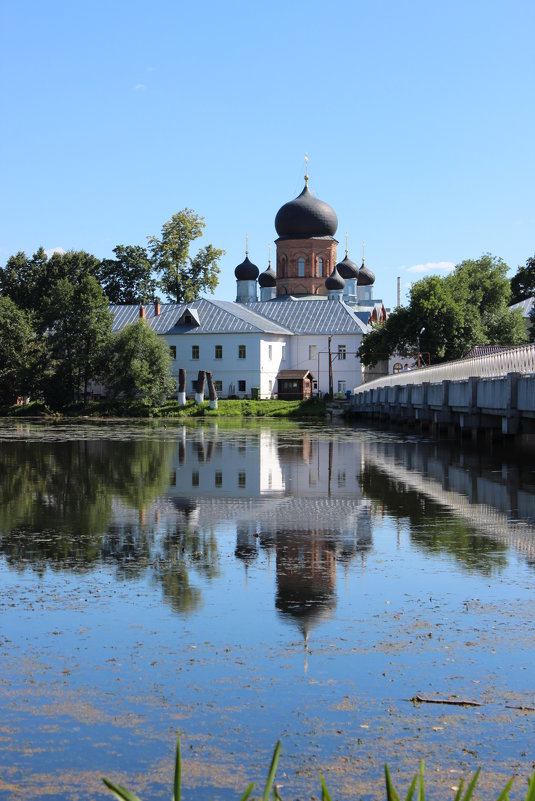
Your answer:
(111, 172), (386, 399)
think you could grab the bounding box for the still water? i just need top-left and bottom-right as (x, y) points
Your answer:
(1, 420), (535, 800)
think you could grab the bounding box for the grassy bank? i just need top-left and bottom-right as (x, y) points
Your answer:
(0, 398), (328, 420)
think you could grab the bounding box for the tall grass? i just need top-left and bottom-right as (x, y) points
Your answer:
(103, 738), (535, 801)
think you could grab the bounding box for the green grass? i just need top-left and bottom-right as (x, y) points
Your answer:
(102, 738), (535, 801)
(1, 398), (328, 420)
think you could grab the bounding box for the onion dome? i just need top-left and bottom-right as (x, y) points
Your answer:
(325, 265), (345, 291)
(275, 183), (338, 239)
(234, 255), (259, 280)
(336, 251), (359, 280)
(358, 258), (375, 286)
(258, 261), (277, 287)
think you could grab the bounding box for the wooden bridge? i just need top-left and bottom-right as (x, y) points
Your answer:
(351, 344), (535, 440)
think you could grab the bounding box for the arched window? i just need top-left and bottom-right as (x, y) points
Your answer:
(281, 256), (287, 278)
(318, 257), (323, 277)
(298, 257), (305, 277)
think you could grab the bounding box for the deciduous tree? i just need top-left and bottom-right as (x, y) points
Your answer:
(148, 209), (225, 303)
(98, 245), (157, 304)
(511, 256), (535, 304)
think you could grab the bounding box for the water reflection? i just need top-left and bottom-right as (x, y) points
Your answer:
(1, 423), (535, 622)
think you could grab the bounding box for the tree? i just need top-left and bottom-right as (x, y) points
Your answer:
(0, 297), (39, 404)
(104, 318), (174, 407)
(0, 247), (49, 312)
(98, 245), (158, 304)
(511, 256), (535, 304)
(358, 254), (526, 367)
(148, 209), (225, 303)
(44, 275), (113, 406)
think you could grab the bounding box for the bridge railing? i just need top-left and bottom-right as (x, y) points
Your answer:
(354, 343), (535, 394)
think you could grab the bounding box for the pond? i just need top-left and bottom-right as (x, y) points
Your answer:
(1, 419), (535, 800)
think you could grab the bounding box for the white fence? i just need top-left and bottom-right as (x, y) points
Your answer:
(354, 344), (535, 394)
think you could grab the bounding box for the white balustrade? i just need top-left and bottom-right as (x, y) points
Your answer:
(354, 344), (535, 394)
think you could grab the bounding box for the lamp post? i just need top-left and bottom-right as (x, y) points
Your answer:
(417, 327), (425, 368)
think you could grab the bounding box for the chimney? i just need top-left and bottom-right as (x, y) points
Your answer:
(139, 305), (146, 318)
(155, 301), (161, 316)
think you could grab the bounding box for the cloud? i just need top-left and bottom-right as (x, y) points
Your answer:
(45, 247), (66, 258)
(135, 83), (146, 90)
(406, 261), (454, 274)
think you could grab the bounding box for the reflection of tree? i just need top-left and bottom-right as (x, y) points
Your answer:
(0, 439), (174, 572)
(360, 464), (507, 575)
(152, 523), (220, 613)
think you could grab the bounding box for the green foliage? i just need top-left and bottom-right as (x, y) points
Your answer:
(103, 738), (535, 801)
(157, 398), (328, 419)
(0, 297), (41, 404)
(98, 244), (158, 304)
(105, 318), (175, 407)
(359, 254), (527, 367)
(148, 209), (225, 302)
(511, 255), (535, 304)
(43, 275), (113, 406)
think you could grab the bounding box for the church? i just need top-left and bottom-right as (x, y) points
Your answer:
(111, 171), (386, 399)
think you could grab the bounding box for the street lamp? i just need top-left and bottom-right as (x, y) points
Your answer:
(417, 327), (425, 368)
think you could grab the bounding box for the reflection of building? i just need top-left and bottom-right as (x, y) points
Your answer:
(109, 170), (388, 398)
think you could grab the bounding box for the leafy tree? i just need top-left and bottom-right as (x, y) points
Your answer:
(358, 253), (526, 367)
(148, 209), (225, 302)
(105, 318), (174, 407)
(44, 275), (113, 406)
(98, 244), (158, 304)
(0, 247), (49, 312)
(0, 297), (40, 404)
(511, 255), (535, 303)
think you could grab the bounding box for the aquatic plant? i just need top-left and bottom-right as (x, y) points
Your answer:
(102, 738), (535, 801)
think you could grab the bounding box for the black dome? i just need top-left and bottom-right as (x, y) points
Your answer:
(275, 184), (338, 239)
(325, 265), (345, 290)
(258, 263), (277, 287)
(336, 253), (359, 279)
(358, 259), (375, 286)
(235, 255), (259, 280)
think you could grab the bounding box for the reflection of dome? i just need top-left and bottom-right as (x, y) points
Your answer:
(358, 259), (375, 286)
(258, 263), (277, 287)
(275, 184), (338, 239)
(325, 265), (345, 290)
(235, 256), (259, 280)
(336, 253), (359, 280)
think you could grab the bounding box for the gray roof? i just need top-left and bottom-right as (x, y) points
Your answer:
(111, 296), (368, 337)
(247, 296), (368, 334)
(510, 297), (534, 317)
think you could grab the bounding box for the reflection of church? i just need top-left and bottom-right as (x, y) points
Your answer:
(163, 426), (373, 637)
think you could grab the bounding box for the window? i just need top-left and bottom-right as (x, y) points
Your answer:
(281, 344), (286, 361)
(215, 380), (223, 392)
(170, 346), (176, 360)
(215, 345), (223, 359)
(318, 257), (323, 277)
(338, 344), (346, 360)
(215, 472), (222, 488)
(192, 471), (199, 487)
(192, 345), (199, 360)
(238, 380), (246, 392)
(393, 363), (403, 374)
(309, 344), (317, 360)
(238, 472), (246, 488)
(298, 257), (305, 277)
(338, 380), (346, 393)
(337, 470), (346, 488)
(238, 344), (246, 359)
(184, 313), (192, 325)
(268, 344), (272, 360)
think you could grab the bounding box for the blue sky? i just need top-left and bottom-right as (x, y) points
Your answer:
(1, 0), (533, 309)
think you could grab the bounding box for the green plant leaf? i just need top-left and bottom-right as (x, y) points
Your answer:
(173, 736), (181, 801)
(102, 777), (143, 801)
(320, 772), (333, 801)
(385, 764), (401, 801)
(239, 782), (254, 801)
(496, 777), (514, 801)
(403, 770), (418, 801)
(417, 761), (424, 801)
(273, 784), (283, 801)
(524, 771), (535, 801)
(460, 768), (480, 801)
(452, 778), (465, 801)
(262, 741), (281, 801)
